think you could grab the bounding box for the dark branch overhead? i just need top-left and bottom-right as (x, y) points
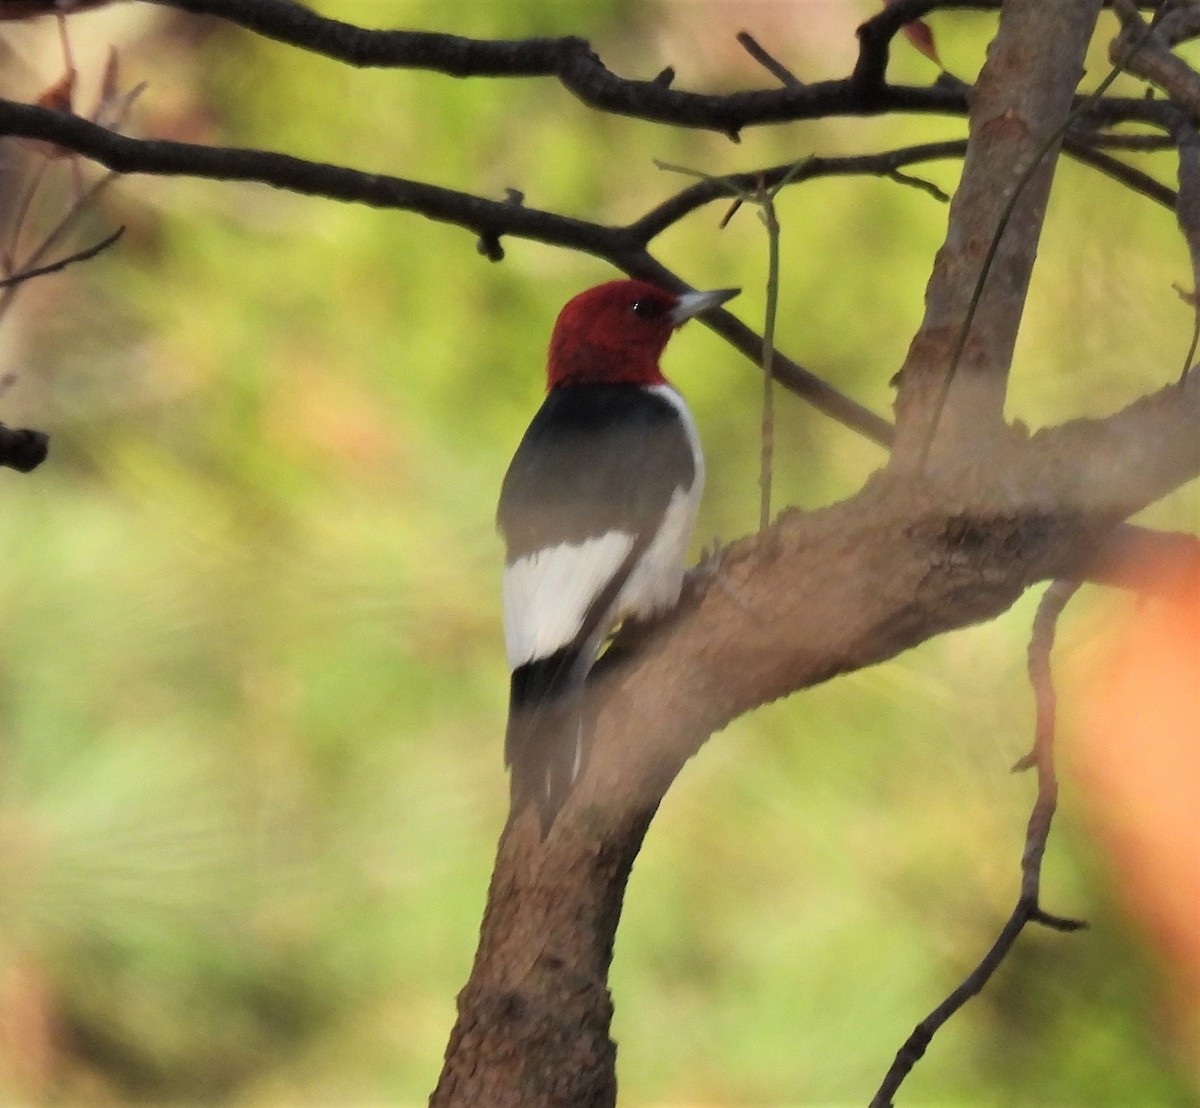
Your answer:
(0, 97), (939, 445)
(140, 0), (1175, 134)
(0, 0), (1182, 455)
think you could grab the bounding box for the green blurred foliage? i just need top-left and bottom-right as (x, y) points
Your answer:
(0, 2), (1196, 1105)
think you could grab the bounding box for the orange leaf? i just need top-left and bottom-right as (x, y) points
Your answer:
(882, 0), (943, 67)
(902, 20), (941, 66)
(17, 72), (76, 160)
(35, 70), (73, 114)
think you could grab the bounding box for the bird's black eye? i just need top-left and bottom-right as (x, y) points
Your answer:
(630, 298), (664, 320)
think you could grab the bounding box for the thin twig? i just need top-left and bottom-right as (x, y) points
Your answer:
(886, 168), (951, 202)
(2, 157), (50, 275)
(653, 163), (889, 443)
(1063, 136), (1177, 208)
(757, 178), (780, 530)
(736, 30), (802, 88)
(1112, 0), (1200, 116)
(1177, 300), (1200, 385)
(870, 580), (1085, 1108)
(639, 141), (967, 241)
(1085, 130), (1175, 151)
(0, 169), (119, 324)
(1013, 580), (1087, 930)
(0, 224), (124, 289)
(1017, 579), (1080, 773)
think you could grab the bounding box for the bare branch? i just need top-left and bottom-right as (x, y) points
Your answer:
(0, 224), (124, 289)
(627, 255), (896, 448)
(0, 99), (901, 446)
(886, 168), (951, 201)
(2, 157), (50, 274)
(853, 1), (961, 91)
(0, 168), (119, 326)
(871, 581), (1085, 1108)
(1112, 0), (1200, 114)
(1084, 130), (1176, 151)
(735, 31), (802, 88)
(1157, 2), (1200, 47)
(1020, 578), (1082, 776)
(121, 0), (1165, 136)
(1063, 135), (1177, 208)
(756, 180), (781, 530)
(0, 4), (1186, 1104)
(631, 141), (968, 242)
(853, 0), (1160, 95)
(144, 0), (969, 135)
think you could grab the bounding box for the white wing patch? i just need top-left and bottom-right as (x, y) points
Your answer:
(612, 481), (700, 623)
(503, 531), (635, 669)
(608, 385), (704, 622)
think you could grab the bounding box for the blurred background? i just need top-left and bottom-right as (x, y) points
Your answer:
(0, 2), (1196, 1105)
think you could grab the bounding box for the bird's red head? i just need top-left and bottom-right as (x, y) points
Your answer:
(545, 280), (738, 390)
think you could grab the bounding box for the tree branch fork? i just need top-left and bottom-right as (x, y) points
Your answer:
(572, 360), (1200, 823)
(433, 362), (1200, 1105)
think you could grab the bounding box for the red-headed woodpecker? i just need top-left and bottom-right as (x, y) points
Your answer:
(498, 279), (739, 834)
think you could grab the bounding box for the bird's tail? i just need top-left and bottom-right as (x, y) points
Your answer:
(506, 647), (590, 837)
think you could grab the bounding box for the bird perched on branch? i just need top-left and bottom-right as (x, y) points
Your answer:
(498, 278), (738, 836)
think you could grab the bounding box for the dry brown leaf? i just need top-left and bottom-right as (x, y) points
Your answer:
(882, 0), (943, 67)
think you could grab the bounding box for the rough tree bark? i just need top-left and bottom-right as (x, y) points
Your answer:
(891, 0), (1102, 462)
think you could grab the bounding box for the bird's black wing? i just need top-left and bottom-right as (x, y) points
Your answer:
(497, 384), (696, 560)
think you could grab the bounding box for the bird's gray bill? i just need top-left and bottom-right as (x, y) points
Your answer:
(670, 287), (740, 324)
